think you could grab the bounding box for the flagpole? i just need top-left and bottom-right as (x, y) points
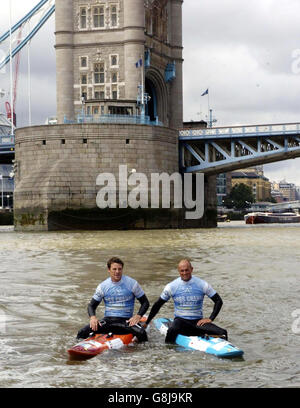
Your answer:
(207, 87), (210, 127)
(9, 0), (14, 135)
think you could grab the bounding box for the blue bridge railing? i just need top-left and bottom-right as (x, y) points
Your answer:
(64, 114), (163, 127)
(179, 123), (300, 139)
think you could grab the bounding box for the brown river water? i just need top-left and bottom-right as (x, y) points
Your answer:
(0, 221), (299, 388)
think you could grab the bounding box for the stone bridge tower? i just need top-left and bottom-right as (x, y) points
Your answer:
(55, 0), (183, 129)
(14, 0), (216, 231)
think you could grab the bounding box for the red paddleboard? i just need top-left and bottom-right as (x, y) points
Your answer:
(68, 317), (147, 361)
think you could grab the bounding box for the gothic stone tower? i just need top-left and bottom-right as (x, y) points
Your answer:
(14, 0), (216, 231)
(55, 0), (183, 129)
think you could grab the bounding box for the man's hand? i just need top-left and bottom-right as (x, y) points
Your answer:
(127, 314), (141, 326)
(89, 316), (99, 331)
(197, 318), (212, 326)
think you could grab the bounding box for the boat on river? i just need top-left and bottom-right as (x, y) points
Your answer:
(217, 214), (229, 222)
(244, 211), (300, 224)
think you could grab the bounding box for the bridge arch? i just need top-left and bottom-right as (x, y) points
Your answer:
(145, 67), (168, 126)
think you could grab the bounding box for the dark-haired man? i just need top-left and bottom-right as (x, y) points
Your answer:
(145, 259), (227, 343)
(77, 257), (149, 342)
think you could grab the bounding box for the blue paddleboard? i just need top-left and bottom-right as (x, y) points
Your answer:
(154, 318), (244, 358)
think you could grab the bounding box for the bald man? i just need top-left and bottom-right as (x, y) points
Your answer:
(145, 259), (227, 343)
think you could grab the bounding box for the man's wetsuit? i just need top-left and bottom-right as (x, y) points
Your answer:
(146, 276), (227, 343)
(77, 275), (149, 342)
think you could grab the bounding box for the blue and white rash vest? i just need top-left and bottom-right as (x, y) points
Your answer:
(92, 275), (145, 318)
(160, 276), (216, 320)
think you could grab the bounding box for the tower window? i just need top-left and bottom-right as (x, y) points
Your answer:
(112, 86), (118, 100)
(111, 73), (118, 83)
(80, 8), (87, 29)
(81, 74), (87, 85)
(109, 106), (132, 115)
(94, 63), (105, 84)
(93, 6), (105, 28)
(111, 6), (117, 27)
(80, 57), (87, 68)
(94, 87), (105, 99)
(111, 55), (118, 66)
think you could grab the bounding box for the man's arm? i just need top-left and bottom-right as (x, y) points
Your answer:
(209, 293), (223, 321)
(145, 297), (167, 325)
(128, 294), (150, 326)
(197, 292), (223, 326)
(136, 294), (150, 317)
(88, 298), (101, 331)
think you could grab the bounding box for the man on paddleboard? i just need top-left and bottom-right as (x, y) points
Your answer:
(145, 259), (227, 343)
(77, 257), (149, 342)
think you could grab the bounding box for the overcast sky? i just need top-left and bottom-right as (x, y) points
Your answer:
(1, 0), (300, 185)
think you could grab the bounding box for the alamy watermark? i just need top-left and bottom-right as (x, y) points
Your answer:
(291, 309), (300, 334)
(96, 165), (204, 220)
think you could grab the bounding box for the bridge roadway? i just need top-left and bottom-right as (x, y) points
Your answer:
(179, 122), (300, 175)
(2, 122), (300, 172)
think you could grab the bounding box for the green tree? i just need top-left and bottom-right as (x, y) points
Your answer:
(266, 196), (277, 203)
(224, 183), (255, 210)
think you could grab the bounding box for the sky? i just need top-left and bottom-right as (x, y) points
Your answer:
(1, 0), (300, 185)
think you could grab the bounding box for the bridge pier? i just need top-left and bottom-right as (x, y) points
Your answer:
(13, 124), (216, 231)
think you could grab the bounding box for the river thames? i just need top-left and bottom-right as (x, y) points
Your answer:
(0, 221), (299, 388)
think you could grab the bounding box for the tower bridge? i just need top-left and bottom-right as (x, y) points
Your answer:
(1, 0), (299, 230)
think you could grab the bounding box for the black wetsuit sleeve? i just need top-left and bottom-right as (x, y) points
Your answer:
(87, 298), (100, 317)
(136, 294), (150, 317)
(209, 293), (223, 321)
(145, 297), (166, 325)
